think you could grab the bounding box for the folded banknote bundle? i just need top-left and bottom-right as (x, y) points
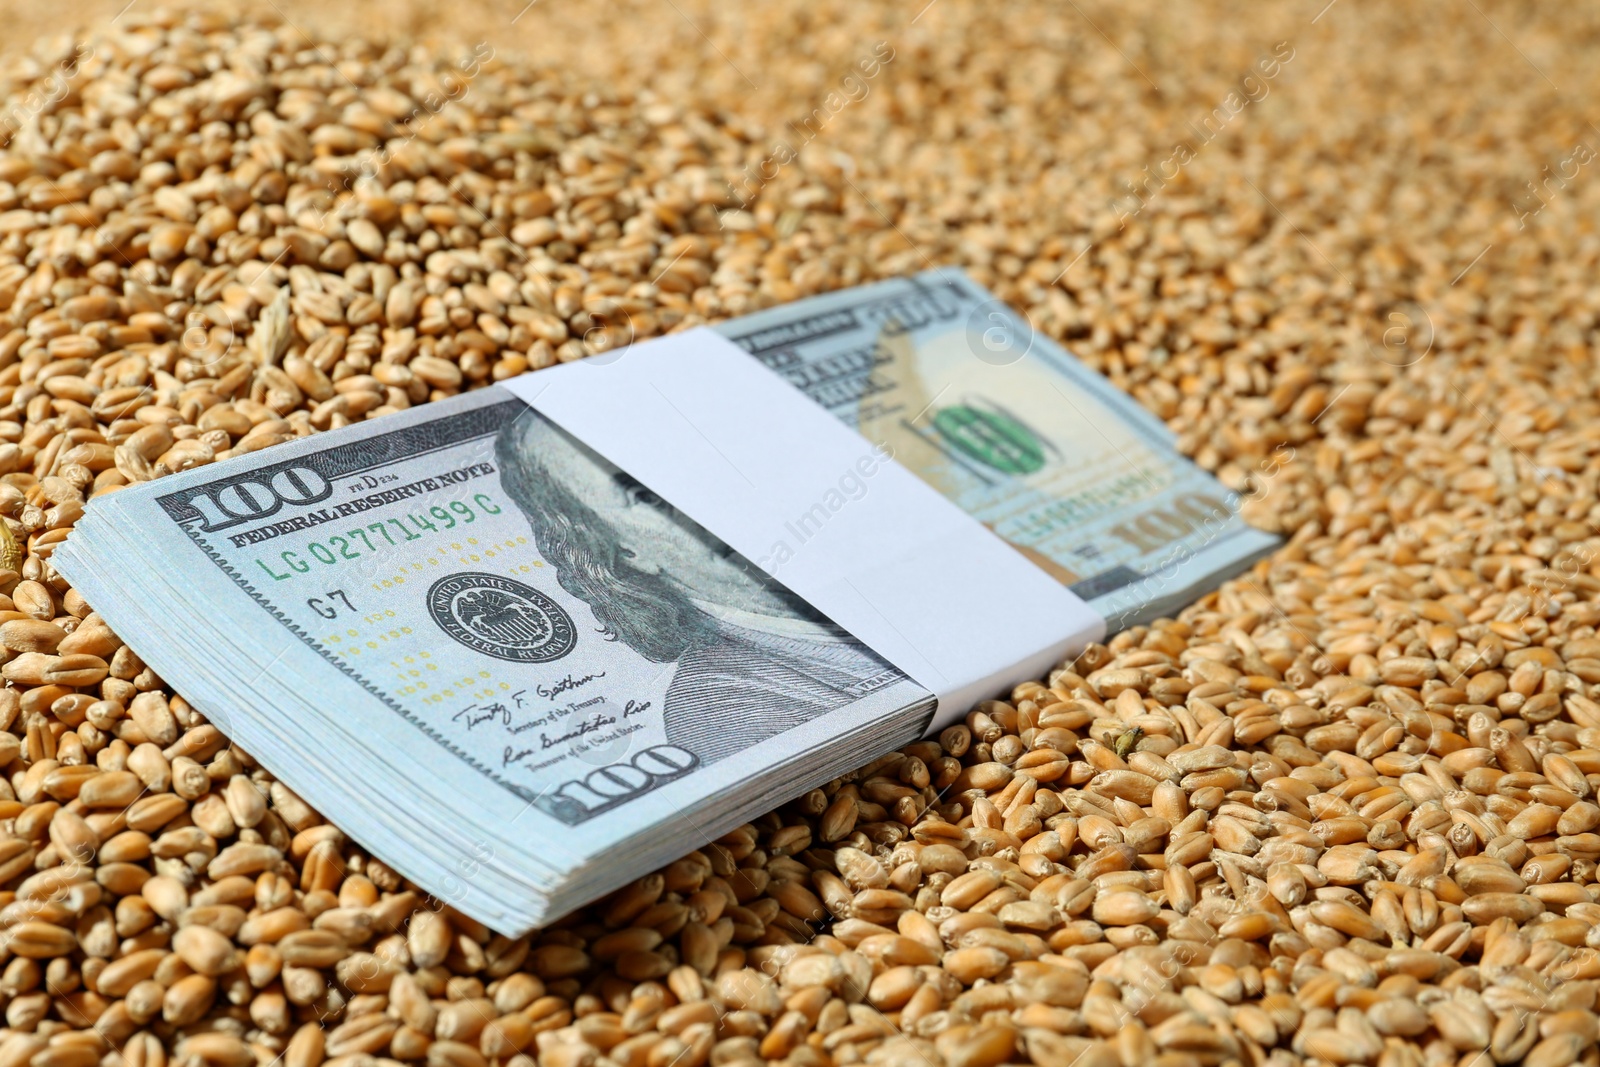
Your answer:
(54, 269), (1277, 933)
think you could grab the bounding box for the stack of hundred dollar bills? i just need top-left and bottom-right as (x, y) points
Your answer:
(54, 269), (1277, 933)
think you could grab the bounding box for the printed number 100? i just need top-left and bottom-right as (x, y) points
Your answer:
(553, 746), (696, 812)
(1106, 493), (1232, 555)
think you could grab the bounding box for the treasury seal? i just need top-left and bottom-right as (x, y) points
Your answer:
(426, 572), (577, 663)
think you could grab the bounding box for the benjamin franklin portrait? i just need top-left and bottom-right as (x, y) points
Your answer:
(494, 408), (906, 765)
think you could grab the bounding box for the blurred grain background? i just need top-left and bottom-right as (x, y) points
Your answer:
(2, 0), (1586, 533)
(5, 0), (1599, 589)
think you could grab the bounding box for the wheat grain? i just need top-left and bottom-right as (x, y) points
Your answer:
(0, 2), (1588, 1066)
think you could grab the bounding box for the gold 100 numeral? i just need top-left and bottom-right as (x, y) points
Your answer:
(1105, 492), (1232, 555)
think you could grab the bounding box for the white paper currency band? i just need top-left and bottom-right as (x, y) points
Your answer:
(504, 328), (1105, 723)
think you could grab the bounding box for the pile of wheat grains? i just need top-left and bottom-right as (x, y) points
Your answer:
(0, 2), (1594, 1067)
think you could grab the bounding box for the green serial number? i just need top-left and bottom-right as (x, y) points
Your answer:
(253, 493), (502, 581)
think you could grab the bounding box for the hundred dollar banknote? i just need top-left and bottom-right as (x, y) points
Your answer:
(53, 273), (1276, 932)
(55, 390), (937, 931)
(715, 268), (1279, 627)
